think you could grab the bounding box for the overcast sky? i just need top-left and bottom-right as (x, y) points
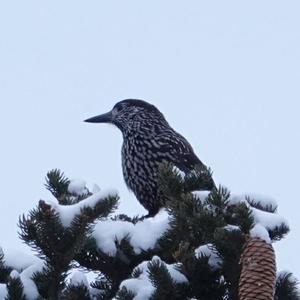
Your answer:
(0, 1), (299, 279)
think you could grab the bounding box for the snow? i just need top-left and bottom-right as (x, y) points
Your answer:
(227, 194), (249, 206)
(91, 183), (101, 194)
(250, 224), (271, 243)
(135, 256), (187, 284)
(228, 194), (278, 211)
(68, 179), (89, 196)
(0, 285), (7, 300)
(93, 209), (170, 256)
(195, 244), (222, 270)
(0, 185), (287, 300)
(69, 270), (89, 287)
(117, 256), (187, 300)
(3, 248), (41, 271)
(192, 191), (211, 203)
(0, 247), (44, 300)
(90, 190), (286, 259)
(20, 261), (44, 300)
(223, 224), (240, 231)
(251, 207), (288, 231)
(119, 275), (154, 300)
(244, 193), (277, 209)
(9, 270), (20, 279)
(226, 193), (288, 243)
(129, 211), (170, 254)
(46, 188), (118, 227)
(93, 220), (133, 256)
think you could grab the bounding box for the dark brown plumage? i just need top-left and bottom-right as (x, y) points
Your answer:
(85, 99), (215, 216)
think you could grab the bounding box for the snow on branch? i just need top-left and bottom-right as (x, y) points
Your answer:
(93, 209), (170, 256)
(228, 194), (289, 240)
(116, 256), (187, 300)
(0, 285), (7, 300)
(68, 179), (89, 196)
(45, 188), (118, 227)
(1, 248), (41, 272)
(0, 247), (44, 300)
(193, 191), (288, 243)
(195, 244), (222, 270)
(250, 224), (271, 243)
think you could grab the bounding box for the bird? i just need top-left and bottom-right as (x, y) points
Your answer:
(85, 99), (215, 217)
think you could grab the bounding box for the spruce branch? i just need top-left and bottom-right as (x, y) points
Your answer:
(268, 224), (290, 242)
(159, 187), (227, 256)
(183, 165), (216, 192)
(147, 258), (174, 294)
(45, 169), (70, 204)
(0, 252), (12, 284)
(115, 287), (135, 300)
(5, 276), (27, 300)
(213, 228), (245, 299)
(178, 248), (225, 300)
(3, 164), (297, 299)
(205, 186), (230, 219)
(246, 197), (277, 213)
(18, 200), (65, 261)
(91, 276), (115, 300)
(226, 202), (254, 234)
(62, 284), (91, 300)
(275, 272), (300, 300)
(147, 258), (188, 300)
(18, 170), (120, 299)
(158, 163), (184, 198)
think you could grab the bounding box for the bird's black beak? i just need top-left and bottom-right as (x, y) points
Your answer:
(84, 111), (112, 123)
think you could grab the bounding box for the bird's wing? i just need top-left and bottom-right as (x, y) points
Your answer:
(155, 131), (204, 171)
(155, 131), (216, 189)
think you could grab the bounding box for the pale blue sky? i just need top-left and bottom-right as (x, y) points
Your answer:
(0, 1), (299, 278)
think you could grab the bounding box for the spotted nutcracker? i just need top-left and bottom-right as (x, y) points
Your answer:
(85, 99), (215, 216)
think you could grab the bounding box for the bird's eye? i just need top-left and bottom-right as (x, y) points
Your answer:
(112, 104), (126, 116)
(118, 104), (126, 112)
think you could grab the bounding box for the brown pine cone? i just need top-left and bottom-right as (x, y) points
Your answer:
(239, 237), (276, 300)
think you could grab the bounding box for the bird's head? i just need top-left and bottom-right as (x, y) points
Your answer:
(84, 99), (167, 132)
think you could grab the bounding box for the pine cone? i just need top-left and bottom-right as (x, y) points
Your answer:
(239, 237), (276, 300)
